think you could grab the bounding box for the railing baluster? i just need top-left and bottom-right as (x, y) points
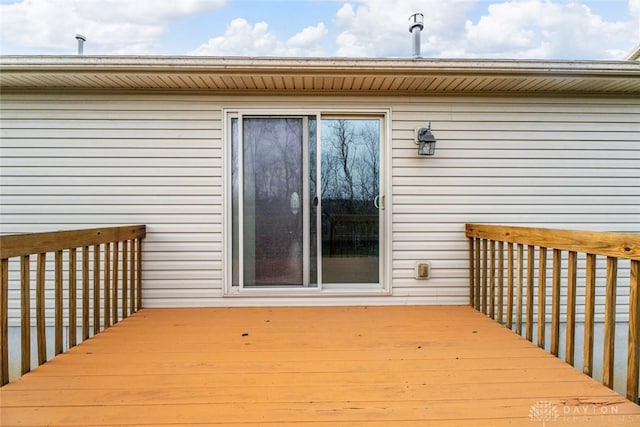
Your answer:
(583, 253), (596, 376)
(129, 240), (135, 316)
(0, 225), (146, 386)
(0, 258), (8, 386)
(469, 238), (475, 306)
(93, 244), (100, 335)
(54, 250), (63, 356)
(136, 238), (142, 310)
(82, 246), (89, 341)
(20, 255), (30, 375)
(36, 253), (46, 365)
(464, 224), (640, 399)
(537, 247), (547, 349)
(551, 249), (561, 357)
(475, 239), (481, 311)
(565, 251), (577, 366)
(603, 256), (618, 389)
(628, 259), (640, 403)
(112, 241), (119, 325)
(122, 240), (128, 319)
(497, 241), (504, 325)
(516, 244), (524, 336)
(526, 245), (534, 342)
(507, 242), (514, 330)
(104, 242), (111, 328)
(489, 240), (496, 319)
(482, 239), (488, 315)
(69, 248), (77, 348)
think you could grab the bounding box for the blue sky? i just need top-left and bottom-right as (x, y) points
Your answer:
(1, 0), (638, 59)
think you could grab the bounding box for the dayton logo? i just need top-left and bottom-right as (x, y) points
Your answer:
(529, 400), (559, 426)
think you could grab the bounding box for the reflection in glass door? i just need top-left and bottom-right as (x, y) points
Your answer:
(231, 115), (381, 289)
(239, 117), (307, 287)
(321, 119), (380, 284)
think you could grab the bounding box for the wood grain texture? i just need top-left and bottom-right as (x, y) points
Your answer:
(603, 257), (618, 389)
(0, 225), (146, 259)
(1, 259), (9, 386)
(565, 251), (577, 366)
(537, 247), (547, 349)
(54, 250), (63, 356)
(1, 306), (639, 426)
(465, 224), (640, 260)
(20, 255), (30, 376)
(551, 249), (561, 357)
(36, 253), (46, 365)
(628, 260), (640, 402)
(583, 253), (596, 376)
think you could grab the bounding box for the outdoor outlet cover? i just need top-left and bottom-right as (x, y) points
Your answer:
(416, 262), (431, 280)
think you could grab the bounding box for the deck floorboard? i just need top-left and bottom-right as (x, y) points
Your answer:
(1, 305), (639, 426)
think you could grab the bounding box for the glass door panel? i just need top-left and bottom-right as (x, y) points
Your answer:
(242, 117), (304, 287)
(321, 119), (380, 284)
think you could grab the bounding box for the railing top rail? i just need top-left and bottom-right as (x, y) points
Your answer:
(0, 225), (146, 259)
(465, 223), (640, 261)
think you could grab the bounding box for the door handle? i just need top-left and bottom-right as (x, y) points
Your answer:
(374, 195), (380, 209)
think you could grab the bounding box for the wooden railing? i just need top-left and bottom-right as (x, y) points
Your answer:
(466, 224), (640, 403)
(0, 225), (146, 386)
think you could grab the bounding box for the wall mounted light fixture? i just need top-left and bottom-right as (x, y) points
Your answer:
(415, 124), (436, 156)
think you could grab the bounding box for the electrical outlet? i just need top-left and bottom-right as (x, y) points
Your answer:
(415, 262), (431, 280)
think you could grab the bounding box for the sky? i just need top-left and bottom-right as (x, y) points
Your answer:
(0, 0), (638, 60)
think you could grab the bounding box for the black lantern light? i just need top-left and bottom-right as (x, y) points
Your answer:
(416, 124), (436, 156)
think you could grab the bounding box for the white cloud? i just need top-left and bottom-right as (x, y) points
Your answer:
(333, 0), (639, 59)
(0, 0), (226, 55)
(462, 0), (636, 59)
(190, 19), (328, 57)
(334, 0), (475, 57)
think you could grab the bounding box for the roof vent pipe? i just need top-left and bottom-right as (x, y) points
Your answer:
(75, 34), (86, 55)
(409, 13), (424, 58)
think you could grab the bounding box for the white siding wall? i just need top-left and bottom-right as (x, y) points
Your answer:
(1, 93), (638, 319)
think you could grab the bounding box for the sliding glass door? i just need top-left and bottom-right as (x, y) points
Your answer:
(231, 114), (381, 290)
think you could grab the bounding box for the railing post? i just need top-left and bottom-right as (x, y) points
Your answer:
(551, 249), (561, 357)
(516, 244), (524, 336)
(489, 240), (496, 319)
(526, 245), (534, 342)
(628, 259), (640, 402)
(482, 239), (488, 315)
(537, 247), (547, 349)
(69, 248), (77, 348)
(583, 253), (596, 376)
(93, 245), (100, 335)
(603, 257), (618, 389)
(469, 238), (475, 307)
(1, 258), (9, 386)
(20, 255), (31, 375)
(497, 241), (504, 325)
(137, 238), (143, 310)
(506, 242), (514, 330)
(122, 240), (128, 319)
(474, 239), (481, 311)
(36, 253), (47, 365)
(55, 250), (63, 356)
(565, 251), (577, 366)
(112, 241), (119, 326)
(82, 246), (89, 341)
(104, 243), (111, 328)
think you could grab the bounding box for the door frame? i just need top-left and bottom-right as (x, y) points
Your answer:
(222, 107), (392, 297)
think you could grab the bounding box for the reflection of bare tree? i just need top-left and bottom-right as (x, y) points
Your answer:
(325, 120), (355, 202)
(357, 122), (379, 202)
(322, 119), (379, 203)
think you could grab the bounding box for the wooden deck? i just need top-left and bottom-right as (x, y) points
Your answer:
(1, 305), (639, 426)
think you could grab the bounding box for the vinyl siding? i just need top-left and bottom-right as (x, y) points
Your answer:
(1, 93), (638, 320)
